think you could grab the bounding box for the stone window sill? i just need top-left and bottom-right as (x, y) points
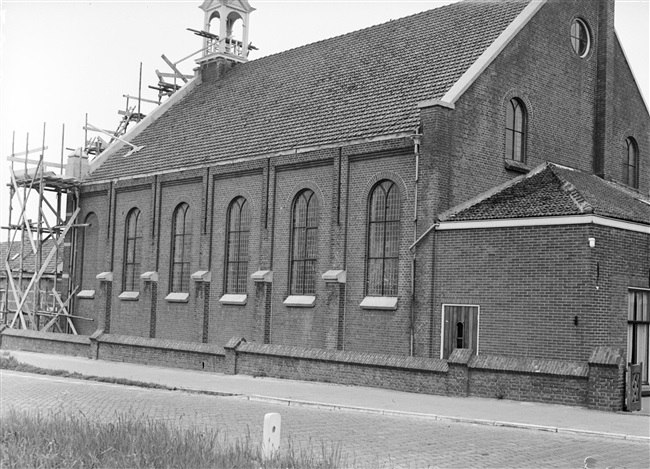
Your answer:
(165, 292), (189, 303)
(504, 159), (530, 174)
(118, 291), (140, 301)
(359, 296), (398, 311)
(219, 293), (247, 305)
(283, 295), (316, 307)
(77, 290), (95, 299)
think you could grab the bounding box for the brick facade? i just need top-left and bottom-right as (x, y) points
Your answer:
(55, 0), (648, 407)
(432, 224), (650, 363)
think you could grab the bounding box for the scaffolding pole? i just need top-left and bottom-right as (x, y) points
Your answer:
(2, 124), (90, 333)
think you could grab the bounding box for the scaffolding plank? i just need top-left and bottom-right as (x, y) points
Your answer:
(5, 146), (48, 158)
(7, 156), (63, 169)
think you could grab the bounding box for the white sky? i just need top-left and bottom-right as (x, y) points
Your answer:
(0, 0), (648, 228)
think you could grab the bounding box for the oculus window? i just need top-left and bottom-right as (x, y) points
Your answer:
(170, 202), (191, 293)
(366, 180), (400, 297)
(225, 197), (251, 294)
(122, 208), (142, 292)
(290, 189), (319, 295)
(571, 18), (591, 57)
(505, 98), (527, 163)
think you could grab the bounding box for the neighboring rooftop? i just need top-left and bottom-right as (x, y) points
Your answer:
(442, 163), (650, 225)
(0, 239), (58, 277)
(88, 0), (531, 181)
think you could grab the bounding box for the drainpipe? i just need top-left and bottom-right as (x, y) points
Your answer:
(410, 129), (422, 357)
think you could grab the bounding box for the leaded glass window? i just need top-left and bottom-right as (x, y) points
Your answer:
(225, 197), (250, 294)
(123, 208), (142, 292)
(170, 203), (191, 293)
(290, 190), (318, 295)
(367, 180), (400, 296)
(505, 98), (526, 163)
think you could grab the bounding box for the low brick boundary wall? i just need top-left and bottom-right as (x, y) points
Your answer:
(0, 326), (90, 358)
(0, 326), (627, 411)
(92, 331), (227, 373)
(226, 340), (626, 411)
(229, 340), (449, 394)
(467, 355), (589, 406)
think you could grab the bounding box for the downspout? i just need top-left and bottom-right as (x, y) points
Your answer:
(410, 219), (440, 358)
(410, 129), (422, 357)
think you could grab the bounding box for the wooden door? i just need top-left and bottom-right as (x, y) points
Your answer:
(443, 305), (478, 359)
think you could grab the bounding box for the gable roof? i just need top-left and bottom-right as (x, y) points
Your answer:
(441, 163), (650, 225)
(87, 0), (532, 182)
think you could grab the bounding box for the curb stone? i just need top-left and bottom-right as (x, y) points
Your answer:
(243, 394), (650, 442)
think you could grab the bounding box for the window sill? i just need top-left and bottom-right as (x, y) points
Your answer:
(118, 291), (140, 301)
(359, 296), (398, 311)
(283, 295), (316, 308)
(503, 159), (530, 174)
(77, 290), (95, 299)
(165, 292), (189, 303)
(219, 293), (247, 306)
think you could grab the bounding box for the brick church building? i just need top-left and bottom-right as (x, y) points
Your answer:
(63, 0), (649, 405)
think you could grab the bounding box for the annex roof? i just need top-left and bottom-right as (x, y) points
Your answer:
(88, 0), (532, 182)
(441, 163), (650, 226)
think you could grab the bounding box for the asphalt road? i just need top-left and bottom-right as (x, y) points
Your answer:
(2, 370), (648, 468)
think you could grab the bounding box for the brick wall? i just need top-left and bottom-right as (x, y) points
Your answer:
(0, 327), (90, 357)
(74, 188), (110, 336)
(92, 332), (227, 373)
(0, 327), (629, 411)
(433, 223), (650, 364)
(418, 0), (649, 222)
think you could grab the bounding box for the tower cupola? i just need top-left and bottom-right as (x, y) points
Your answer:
(196, 0), (256, 64)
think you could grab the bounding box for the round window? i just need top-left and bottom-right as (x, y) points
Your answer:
(571, 18), (591, 57)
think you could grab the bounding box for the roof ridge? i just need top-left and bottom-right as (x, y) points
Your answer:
(548, 164), (594, 214)
(247, 2), (463, 65)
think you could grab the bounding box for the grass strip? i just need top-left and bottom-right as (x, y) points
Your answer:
(1, 408), (346, 469)
(0, 351), (178, 392)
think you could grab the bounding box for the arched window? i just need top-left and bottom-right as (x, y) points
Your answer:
(81, 212), (99, 288)
(624, 137), (639, 189)
(367, 180), (400, 296)
(122, 208), (142, 292)
(225, 197), (250, 294)
(290, 190), (318, 295)
(505, 98), (527, 163)
(170, 203), (191, 293)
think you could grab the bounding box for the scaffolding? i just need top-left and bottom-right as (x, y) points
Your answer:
(2, 124), (87, 333)
(1, 55), (194, 334)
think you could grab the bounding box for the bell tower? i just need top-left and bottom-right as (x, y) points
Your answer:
(196, 0), (256, 65)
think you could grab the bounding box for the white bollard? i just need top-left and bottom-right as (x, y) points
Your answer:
(262, 412), (281, 459)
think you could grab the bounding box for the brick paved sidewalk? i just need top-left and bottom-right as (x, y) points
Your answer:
(6, 350), (649, 441)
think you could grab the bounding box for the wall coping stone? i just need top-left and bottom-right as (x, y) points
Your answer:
(1, 328), (90, 345)
(448, 348), (474, 364)
(97, 333), (225, 356)
(237, 343), (449, 373)
(469, 354), (588, 378)
(588, 347), (624, 367)
(225, 337), (247, 350)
